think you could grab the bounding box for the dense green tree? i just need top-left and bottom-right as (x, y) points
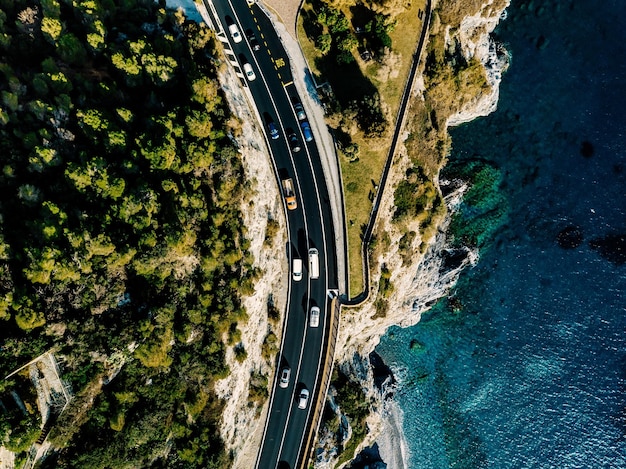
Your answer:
(316, 33), (332, 53)
(0, 0), (250, 466)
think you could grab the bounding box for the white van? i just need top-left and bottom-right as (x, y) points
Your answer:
(292, 258), (303, 282)
(308, 248), (319, 280)
(309, 306), (320, 328)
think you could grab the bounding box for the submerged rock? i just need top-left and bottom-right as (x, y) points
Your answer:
(580, 140), (594, 158)
(556, 225), (584, 249)
(369, 351), (395, 391)
(589, 234), (626, 265)
(409, 338), (426, 353)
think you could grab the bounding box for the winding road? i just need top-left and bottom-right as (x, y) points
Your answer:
(201, 0), (432, 466)
(202, 0), (339, 467)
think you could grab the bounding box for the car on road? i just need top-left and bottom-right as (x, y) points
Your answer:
(300, 121), (313, 142)
(308, 248), (319, 279)
(228, 23), (242, 43)
(309, 306), (320, 328)
(293, 102), (306, 121)
(297, 388), (309, 409)
(246, 29), (261, 51)
(279, 367), (291, 388)
(243, 62), (256, 81)
(292, 258), (303, 281)
(267, 121), (279, 140)
(288, 132), (301, 153)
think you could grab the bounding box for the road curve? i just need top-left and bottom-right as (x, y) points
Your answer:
(201, 0), (339, 467)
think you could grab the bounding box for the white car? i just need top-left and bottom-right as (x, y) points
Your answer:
(292, 258), (303, 282)
(279, 367), (291, 388)
(298, 388), (309, 409)
(243, 62), (256, 81)
(228, 23), (242, 43)
(309, 306), (320, 328)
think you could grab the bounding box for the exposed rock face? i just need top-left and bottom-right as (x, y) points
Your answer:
(316, 181), (477, 469)
(447, 0), (511, 127)
(334, 185), (477, 365)
(318, 1), (511, 467)
(209, 46), (289, 469)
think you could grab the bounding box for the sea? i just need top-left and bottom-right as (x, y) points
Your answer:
(375, 0), (626, 468)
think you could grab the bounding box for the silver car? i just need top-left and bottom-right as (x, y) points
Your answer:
(309, 306), (320, 328)
(279, 367), (291, 388)
(293, 102), (306, 121)
(298, 388), (309, 409)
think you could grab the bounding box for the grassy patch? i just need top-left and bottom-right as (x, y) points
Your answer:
(298, 0), (427, 297)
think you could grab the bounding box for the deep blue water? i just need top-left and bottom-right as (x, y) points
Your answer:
(376, 1), (626, 467)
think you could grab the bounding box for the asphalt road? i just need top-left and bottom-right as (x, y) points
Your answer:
(202, 1), (339, 467)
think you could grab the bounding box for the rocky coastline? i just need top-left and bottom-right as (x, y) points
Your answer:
(196, 0), (512, 467)
(315, 1), (512, 467)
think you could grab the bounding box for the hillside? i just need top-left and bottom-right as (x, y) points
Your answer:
(0, 0), (252, 467)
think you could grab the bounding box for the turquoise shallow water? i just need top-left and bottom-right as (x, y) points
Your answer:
(376, 1), (626, 467)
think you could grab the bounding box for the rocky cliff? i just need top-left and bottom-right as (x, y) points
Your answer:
(200, 0), (512, 467)
(315, 1), (511, 467)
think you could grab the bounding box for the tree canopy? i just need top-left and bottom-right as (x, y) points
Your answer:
(0, 0), (251, 466)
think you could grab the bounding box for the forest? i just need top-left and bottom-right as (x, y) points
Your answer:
(0, 0), (253, 466)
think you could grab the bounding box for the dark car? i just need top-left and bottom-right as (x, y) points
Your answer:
(246, 29), (261, 51)
(267, 121), (279, 140)
(293, 102), (306, 121)
(288, 132), (301, 153)
(300, 121), (313, 142)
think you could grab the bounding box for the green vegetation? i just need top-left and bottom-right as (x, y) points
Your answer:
(0, 374), (42, 453)
(386, 0), (507, 260)
(0, 0), (251, 466)
(299, 0), (502, 296)
(264, 217), (280, 246)
(248, 371), (269, 409)
(321, 367), (371, 467)
(422, 27), (489, 132)
(298, 0), (427, 296)
(372, 263), (393, 318)
(300, 2), (508, 463)
(398, 230), (417, 266)
(261, 330), (279, 362)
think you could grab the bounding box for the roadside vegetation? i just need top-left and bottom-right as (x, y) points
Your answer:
(299, 0), (497, 298)
(0, 0), (252, 466)
(385, 0), (504, 262)
(298, 0), (427, 296)
(320, 367), (371, 467)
